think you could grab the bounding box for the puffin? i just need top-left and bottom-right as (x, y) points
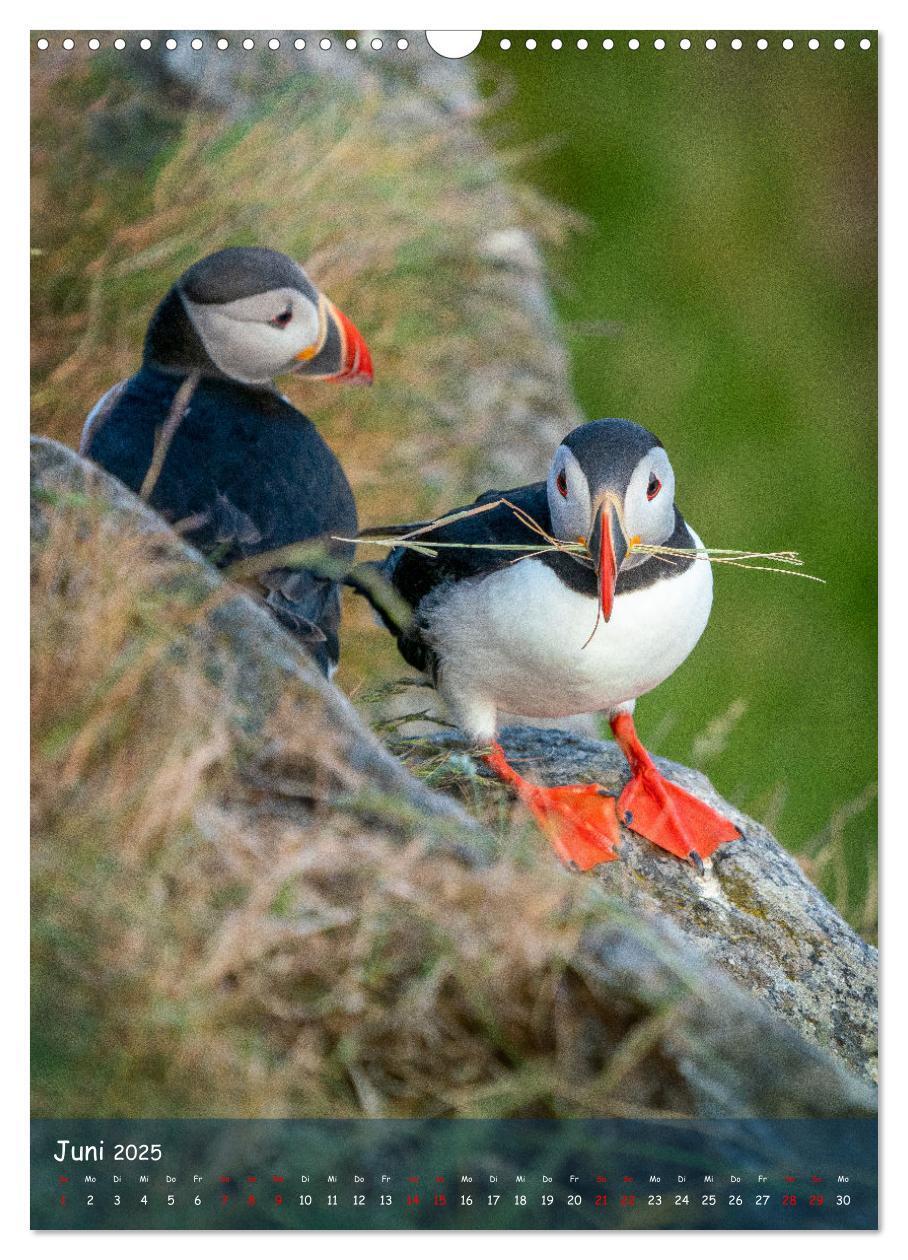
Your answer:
(378, 418), (741, 871)
(80, 246), (372, 676)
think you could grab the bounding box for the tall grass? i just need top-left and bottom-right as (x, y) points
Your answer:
(31, 55), (576, 503)
(33, 494), (701, 1119)
(31, 46), (582, 749)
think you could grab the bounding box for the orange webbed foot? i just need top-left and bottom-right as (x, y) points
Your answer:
(521, 781), (621, 871)
(617, 768), (741, 867)
(609, 711), (740, 870)
(484, 743), (619, 871)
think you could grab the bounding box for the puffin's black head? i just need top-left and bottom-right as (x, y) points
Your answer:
(144, 246), (373, 387)
(547, 418), (677, 620)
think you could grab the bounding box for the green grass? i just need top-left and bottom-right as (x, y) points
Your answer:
(475, 37), (877, 923)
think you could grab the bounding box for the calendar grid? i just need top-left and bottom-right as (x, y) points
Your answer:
(32, 1118), (877, 1230)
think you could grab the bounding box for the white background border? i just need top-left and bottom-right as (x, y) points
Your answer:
(7, 1), (901, 1253)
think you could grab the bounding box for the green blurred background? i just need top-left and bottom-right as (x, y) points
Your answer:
(476, 36), (877, 925)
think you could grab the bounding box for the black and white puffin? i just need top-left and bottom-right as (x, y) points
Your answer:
(379, 418), (741, 871)
(81, 246), (372, 675)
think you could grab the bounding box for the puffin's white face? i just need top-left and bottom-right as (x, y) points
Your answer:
(546, 444), (592, 542)
(547, 442), (675, 551)
(182, 286), (325, 385)
(620, 446), (676, 555)
(547, 436), (677, 621)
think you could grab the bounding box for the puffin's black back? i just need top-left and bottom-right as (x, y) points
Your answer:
(381, 484), (576, 675)
(84, 363), (357, 674)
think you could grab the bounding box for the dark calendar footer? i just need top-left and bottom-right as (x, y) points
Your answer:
(31, 1117), (877, 1230)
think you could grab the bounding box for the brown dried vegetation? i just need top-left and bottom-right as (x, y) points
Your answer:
(32, 501), (692, 1119)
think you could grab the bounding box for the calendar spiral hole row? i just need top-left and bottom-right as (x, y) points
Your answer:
(33, 33), (875, 54)
(34, 35), (413, 52)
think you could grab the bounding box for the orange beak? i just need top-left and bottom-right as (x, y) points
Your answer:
(589, 497), (627, 622)
(330, 303), (374, 385)
(293, 298), (373, 385)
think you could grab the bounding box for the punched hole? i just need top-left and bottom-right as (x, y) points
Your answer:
(425, 31), (482, 58)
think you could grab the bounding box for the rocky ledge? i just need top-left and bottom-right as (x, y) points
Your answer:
(32, 436), (877, 1120)
(404, 727), (878, 1084)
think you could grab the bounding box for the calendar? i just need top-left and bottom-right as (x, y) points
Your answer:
(32, 1119), (877, 1229)
(30, 23), (879, 1236)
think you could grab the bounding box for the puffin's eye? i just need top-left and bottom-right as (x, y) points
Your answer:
(269, 307), (293, 329)
(556, 469), (568, 498)
(646, 474), (662, 501)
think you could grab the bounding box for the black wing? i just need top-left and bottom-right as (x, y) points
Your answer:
(257, 567), (342, 675)
(370, 482), (561, 675)
(84, 371), (356, 678)
(203, 489), (347, 675)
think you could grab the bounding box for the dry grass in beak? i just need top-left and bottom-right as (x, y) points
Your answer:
(335, 497), (591, 565)
(628, 541), (826, 583)
(341, 505), (824, 652)
(340, 500), (823, 588)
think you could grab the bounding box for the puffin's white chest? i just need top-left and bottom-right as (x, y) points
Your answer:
(424, 530), (713, 723)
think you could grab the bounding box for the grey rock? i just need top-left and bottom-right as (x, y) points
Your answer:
(31, 436), (475, 838)
(578, 913), (874, 1118)
(417, 725), (878, 1085)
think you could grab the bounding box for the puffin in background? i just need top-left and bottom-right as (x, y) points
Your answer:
(379, 418), (741, 871)
(81, 246), (372, 676)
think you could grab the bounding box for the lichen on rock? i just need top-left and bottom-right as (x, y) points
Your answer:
(407, 725), (878, 1084)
